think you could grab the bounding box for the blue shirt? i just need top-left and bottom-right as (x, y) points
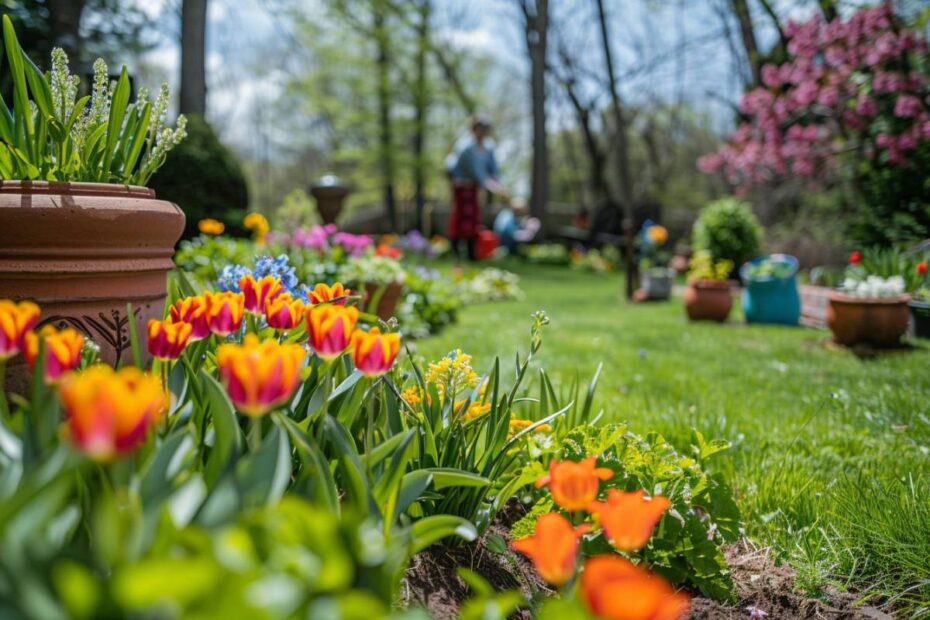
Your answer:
(448, 142), (500, 189)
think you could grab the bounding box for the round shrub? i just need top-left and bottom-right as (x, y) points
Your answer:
(692, 198), (763, 269)
(149, 115), (249, 239)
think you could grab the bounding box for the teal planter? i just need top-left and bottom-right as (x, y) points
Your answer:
(740, 254), (801, 325)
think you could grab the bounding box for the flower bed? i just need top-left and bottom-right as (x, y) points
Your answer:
(0, 257), (739, 618)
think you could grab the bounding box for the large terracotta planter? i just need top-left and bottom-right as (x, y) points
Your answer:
(0, 181), (184, 391)
(683, 280), (732, 322)
(826, 291), (911, 347)
(364, 281), (404, 322)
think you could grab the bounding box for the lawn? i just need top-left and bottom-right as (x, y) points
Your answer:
(416, 261), (930, 614)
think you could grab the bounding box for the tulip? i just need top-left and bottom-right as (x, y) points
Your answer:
(239, 274), (284, 314)
(849, 250), (862, 265)
(580, 555), (690, 620)
(203, 291), (245, 336)
(58, 365), (168, 462)
(147, 319), (193, 361)
(265, 293), (305, 330)
(918, 262), (928, 276)
(588, 489), (671, 552)
(351, 327), (400, 377)
(305, 304), (358, 359)
(0, 299), (41, 360)
(24, 325), (84, 384)
(170, 296), (210, 340)
(511, 513), (589, 586)
(536, 456), (613, 512)
(216, 334), (307, 416)
(308, 282), (353, 306)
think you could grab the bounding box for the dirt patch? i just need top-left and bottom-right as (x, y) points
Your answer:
(403, 513), (891, 620)
(689, 539), (892, 620)
(402, 502), (552, 619)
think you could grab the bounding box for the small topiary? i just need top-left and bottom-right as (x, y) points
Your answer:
(692, 198), (763, 271)
(149, 115), (249, 239)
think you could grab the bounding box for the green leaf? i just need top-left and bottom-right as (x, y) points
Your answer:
(409, 515), (477, 553)
(126, 303), (143, 368)
(103, 66), (131, 174)
(201, 371), (243, 487)
(138, 431), (195, 511)
(323, 415), (375, 516)
(423, 468), (489, 490)
(278, 415), (339, 513)
(3, 15), (34, 154)
(236, 424), (291, 507)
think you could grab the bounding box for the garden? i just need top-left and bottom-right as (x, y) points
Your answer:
(1, 2), (930, 619)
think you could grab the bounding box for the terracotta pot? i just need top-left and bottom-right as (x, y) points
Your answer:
(683, 280), (732, 322)
(364, 281), (404, 322)
(826, 291), (911, 347)
(0, 181), (184, 393)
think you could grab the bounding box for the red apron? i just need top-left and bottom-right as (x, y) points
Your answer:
(448, 183), (480, 240)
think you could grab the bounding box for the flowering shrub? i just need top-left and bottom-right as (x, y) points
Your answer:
(698, 5), (930, 245)
(455, 267), (523, 303)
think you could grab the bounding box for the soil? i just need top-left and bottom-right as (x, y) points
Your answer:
(403, 508), (894, 620)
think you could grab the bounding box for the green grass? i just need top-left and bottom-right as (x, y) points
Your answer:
(416, 261), (930, 615)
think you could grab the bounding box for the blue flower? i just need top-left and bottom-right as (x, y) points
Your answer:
(217, 254), (309, 301)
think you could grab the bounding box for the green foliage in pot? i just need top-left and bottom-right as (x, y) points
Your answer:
(0, 16), (185, 184)
(692, 198), (763, 269)
(686, 251), (733, 283)
(149, 115), (249, 239)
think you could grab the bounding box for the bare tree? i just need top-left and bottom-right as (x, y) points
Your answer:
(412, 0), (430, 231)
(180, 0), (208, 116)
(518, 0), (550, 223)
(373, 0), (397, 230)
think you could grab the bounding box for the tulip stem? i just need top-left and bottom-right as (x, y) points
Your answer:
(249, 415), (262, 450)
(0, 359), (7, 420)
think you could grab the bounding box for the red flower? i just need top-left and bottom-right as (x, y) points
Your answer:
(918, 261), (928, 276)
(511, 513), (589, 586)
(581, 555), (690, 620)
(588, 489), (671, 552)
(849, 251), (862, 265)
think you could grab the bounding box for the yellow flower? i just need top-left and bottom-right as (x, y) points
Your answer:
(402, 386), (425, 408)
(647, 224), (668, 245)
(508, 418), (552, 439)
(462, 401), (491, 421)
(244, 212), (270, 243)
(425, 349), (479, 394)
(198, 218), (225, 235)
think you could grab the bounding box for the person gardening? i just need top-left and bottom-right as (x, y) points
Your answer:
(494, 197), (540, 254)
(446, 117), (509, 261)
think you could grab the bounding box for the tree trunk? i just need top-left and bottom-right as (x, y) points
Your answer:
(47, 0), (87, 61)
(374, 2), (397, 231)
(413, 0), (430, 232)
(523, 0), (549, 225)
(595, 0), (636, 300)
(180, 0), (208, 116)
(730, 0), (761, 86)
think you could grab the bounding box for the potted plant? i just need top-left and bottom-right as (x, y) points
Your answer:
(827, 252), (910, 347)
(683, 251), (734, 322)
(337, 254), (407, 321)
(0, 17), (186, 382)
(909, 261), (929, 339)
(637, 222), (674, 301)
(740, 254), (801, 325)
(692, 198), (762, 280)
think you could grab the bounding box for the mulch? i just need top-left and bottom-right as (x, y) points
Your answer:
(402, 504), (894, 620)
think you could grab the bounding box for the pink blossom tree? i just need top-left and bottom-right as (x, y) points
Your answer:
(699, 3), (930, 245)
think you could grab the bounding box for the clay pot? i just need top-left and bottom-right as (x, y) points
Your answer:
(683, 280), (732, 322)
(826, 291), (911, 347)
(0, 181), (184, 393)
(364, 281), (404, 322)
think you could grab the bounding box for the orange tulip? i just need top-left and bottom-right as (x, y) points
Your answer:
(0, 299), (41, 361)
(580, 555), (690, 620)
(203, 291), (245, 336)
(511, 513), (589, 586)
(216, 334), (307, 416)
(170, 296), (210, 340)
(351, 327), (400, 377)
(239, 274), (284, 314)
(308, 282), (353, 306)
(264, 293), (305, 330)
(536, 457), (613, 511)
(147, 319), (193, 361)
(58, 365), (168, 462)
(588, 489), (671, 552)
(24, 325), (84, 384)
(305, 304), (358, 359)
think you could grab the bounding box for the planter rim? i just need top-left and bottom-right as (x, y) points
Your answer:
(0, 180), (155, 199)
(688, 279), (730, 290)
(908, 298), (930, 309)
(827, 290), (911, 305)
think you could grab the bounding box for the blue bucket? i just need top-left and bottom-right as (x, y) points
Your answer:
(740, 254), (801, 325)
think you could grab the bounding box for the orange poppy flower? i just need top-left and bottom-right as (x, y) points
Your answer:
(536, 457), (613, 511)
(580, 555), (690, 620)
(511, 512), (589, 586)
(588, 489), (671, 552)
